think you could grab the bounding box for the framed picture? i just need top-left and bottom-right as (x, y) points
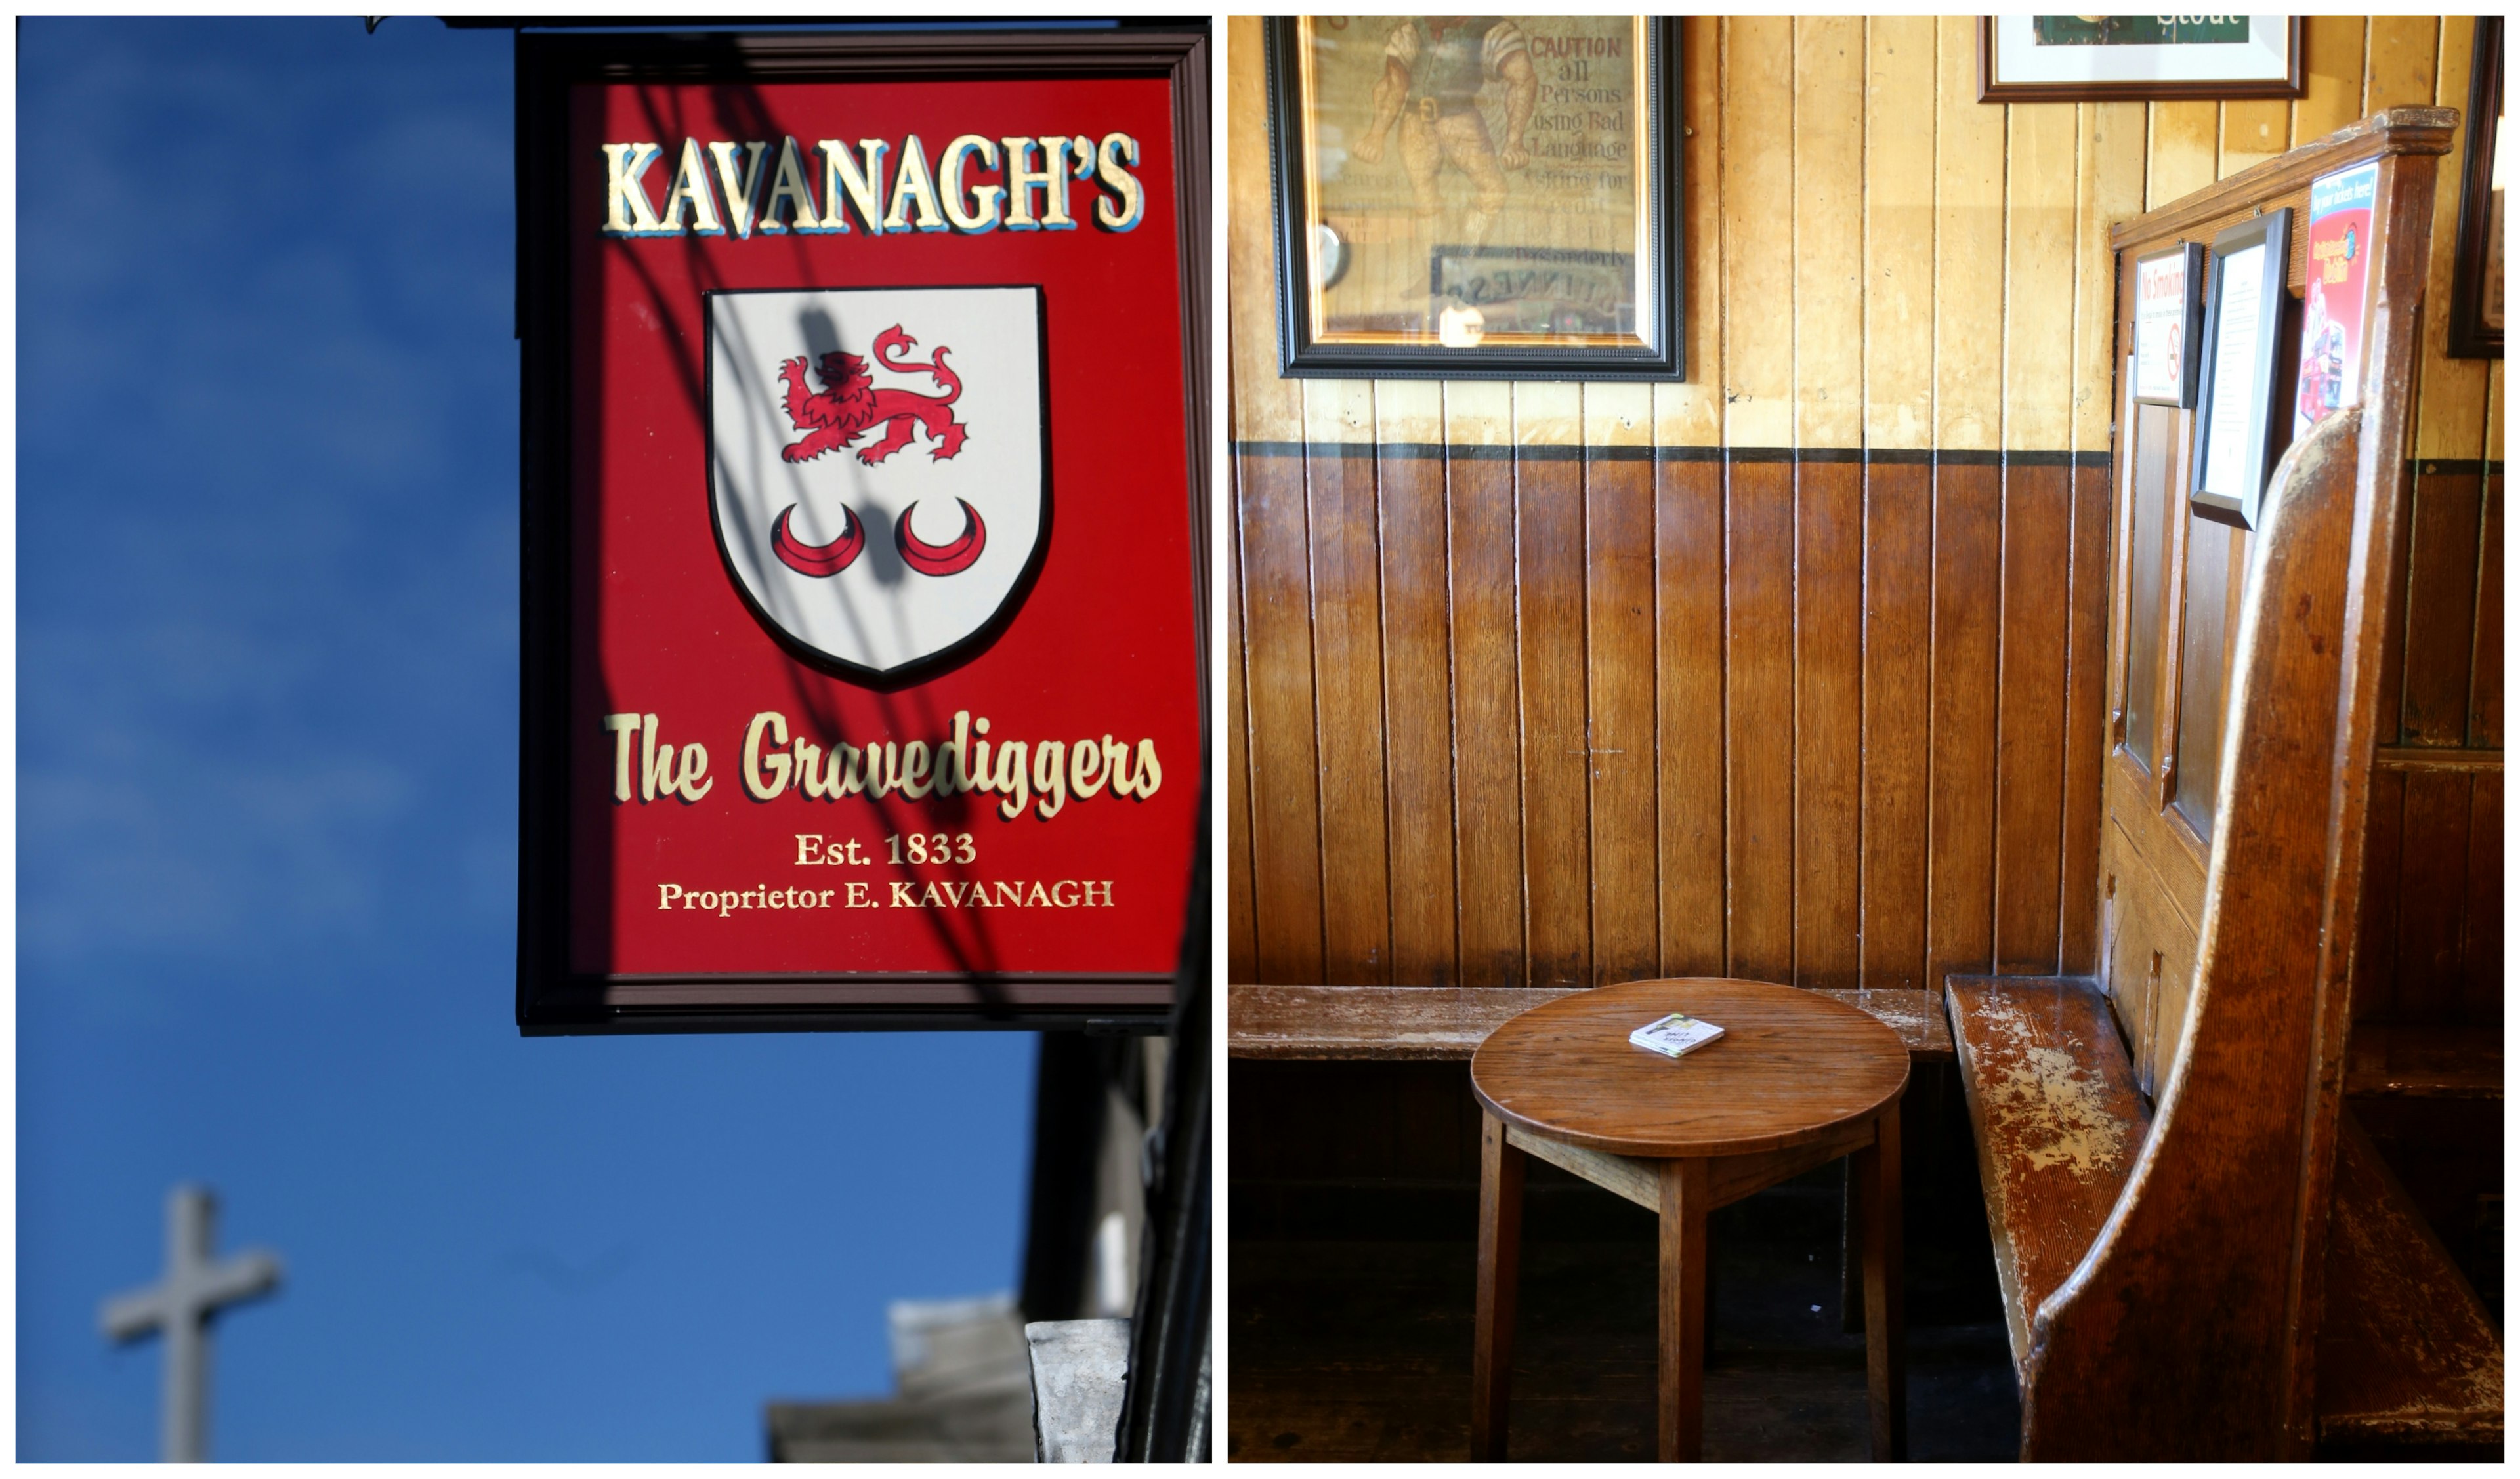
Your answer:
(2448, 15), (2504, 360)
(2190, 209), (2292, 531)
(1265, 15), (1685, 380)
(514, 28), (1209, 1033)
(1979, 15), (2305, 104)
(2132, 241), (2205, 407)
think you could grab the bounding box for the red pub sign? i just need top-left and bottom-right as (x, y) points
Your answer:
(517, 29), (1211, 1031)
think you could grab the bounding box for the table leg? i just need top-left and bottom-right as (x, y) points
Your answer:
(1472, 1110), (1525, 1461)
(1853, 1102), (1907, 1461)
(1657, 1157), (1710, 1462)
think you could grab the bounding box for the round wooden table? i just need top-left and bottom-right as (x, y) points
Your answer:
(1468, 979), (1912, 1463)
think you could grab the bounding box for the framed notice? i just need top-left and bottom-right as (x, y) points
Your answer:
(2448, 16), (2504, 360)
(1978, 15), (2303, 103)
(2132, 242), (2204, 407)
(516, 28), (1209, 1032)
(2190, 209), (2291, 531)
(1265, 15), (1685, 379)
(2295, 161), (2379, 442)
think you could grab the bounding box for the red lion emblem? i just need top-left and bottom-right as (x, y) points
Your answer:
(778, 325), (967, 466)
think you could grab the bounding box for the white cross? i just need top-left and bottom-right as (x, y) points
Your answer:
(100, 1186), (284, 1463)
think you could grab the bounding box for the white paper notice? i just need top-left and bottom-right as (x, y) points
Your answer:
(2202, 243), (2266, 501)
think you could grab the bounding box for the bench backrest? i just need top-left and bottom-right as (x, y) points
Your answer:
(2040, 109), (2457, 1459)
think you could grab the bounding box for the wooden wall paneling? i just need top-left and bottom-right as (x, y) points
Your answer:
(2473, 393), (2503, 747)
(2061, 463), (2112, 976)
(1793, 16), (1866, 989)
(1660, 14), (1725, 451)
(1928, 461), (2004, 995)
(1993, 102), (2079, 974)
(1934, 14), (2005, 455)
(2219, 98), (2292, 177)
(2293, 16), (2368, 146)
(1723, 16), (1797, 984)
(1729, 455), (1797, 984)
(1227, 449), (1258, 982)
(2170, 514), (2235, 831)
(1657, 452), (1727, 977)
(1858, 15), (1937, 991)
(2145, 101), (2219, 211)
(1376, 381), (1458, 988)
(1224, 14), (1301, 987)
(1515, 384), (1591, 987)
(1655, 16), (1726, 980)
(2062, 104), (2146, 976)
(2373, 469), (2414, 743)
(2414, 21), (2489, 463)
(1993, 459), (2072, 974)
(2393, 770), (2475, 1023)
(1724, 15), (1797, 453)
(1585, 385), (1658, 987)
(1797, 457), (1864, 990)
(2399, 468), (2486, 744)
(1927, 16), (2006, 995)
(2074, 104), (2149, 453)
(1305, 381), (1392, 984)
(1861, 459), (1931, 990)
(2460, 772), (2501, 1023)
(1864, 16), (1936, 451)
(1227, 14), (1299, 448)
(1241, 442), (1327, 984)
(1448, 382), (1526, 988)
(2361, 16), (2441, 114)
(2351, 769), (2406, 1024)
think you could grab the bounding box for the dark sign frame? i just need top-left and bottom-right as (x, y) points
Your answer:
(1263, 15), (1686, 381)
(515, 26), (1210, 1035)
(2447, 15), (2503, 361)
(2132, 241), (2206, 409)
(2189, 208), (2292, 531)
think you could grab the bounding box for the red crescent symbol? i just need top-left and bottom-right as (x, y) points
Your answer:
(771, 503), (863, 577)
(894, 498), (987, 577)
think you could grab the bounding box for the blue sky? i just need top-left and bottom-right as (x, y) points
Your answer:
(17, 18), (1040, 1460)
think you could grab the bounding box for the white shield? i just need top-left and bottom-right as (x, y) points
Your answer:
(706, 286), (1046, 677)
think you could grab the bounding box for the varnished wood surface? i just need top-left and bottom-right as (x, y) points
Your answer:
(2316, 1112), (2503, 1444)
(1505, 1115), (1879, 1219)
(1469, 980), (1910, 1160)
(1227, 20), (2497, 1027)
(2343, 1024), (2506, 1100)
(2021, 179), (2412, 1451)
(1943, 974), (2150, 1377)
(1226, 983), (1954, 1063)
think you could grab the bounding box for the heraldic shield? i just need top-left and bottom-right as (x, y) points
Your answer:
(705, 285), (1047, 678)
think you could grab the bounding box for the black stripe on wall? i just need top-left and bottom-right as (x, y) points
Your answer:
(1232, 440), (2113, 468)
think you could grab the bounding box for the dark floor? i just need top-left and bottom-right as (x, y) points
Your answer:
(1228, 1169), (2022, 1463)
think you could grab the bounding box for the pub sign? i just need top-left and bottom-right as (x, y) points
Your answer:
(517, 28), (1210, 1031)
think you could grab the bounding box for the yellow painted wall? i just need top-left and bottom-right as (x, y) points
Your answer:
(1228, 15), (2498, 461)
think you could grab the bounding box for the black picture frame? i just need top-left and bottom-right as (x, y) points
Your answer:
(1264, 15), (1687, 381)
(1976, 15), (2305, 104)
(2132, 241), (2207, 408)
(514, 26), (1209, 1035)
(2189, 209), (2293, 531)
(2448, 16), (2503, 361)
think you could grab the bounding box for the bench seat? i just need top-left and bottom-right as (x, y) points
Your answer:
(1949, 975), (2503, 1449)
(2343, 1022), (2504, 1100)
(2318, 1110), (2504, 1447)
(1944, 974), (2150, 1376)
(1227, 983), (1954, 1062)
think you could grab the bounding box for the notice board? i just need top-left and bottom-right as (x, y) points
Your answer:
(516, 29), (1209, 1031)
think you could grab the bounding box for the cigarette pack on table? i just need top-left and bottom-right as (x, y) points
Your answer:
(1629, 1012), (1726, 1059)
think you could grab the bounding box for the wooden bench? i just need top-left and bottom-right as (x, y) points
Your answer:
(1228, 983), (1954, 1064)
(1944, 110), (2500, 1460)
